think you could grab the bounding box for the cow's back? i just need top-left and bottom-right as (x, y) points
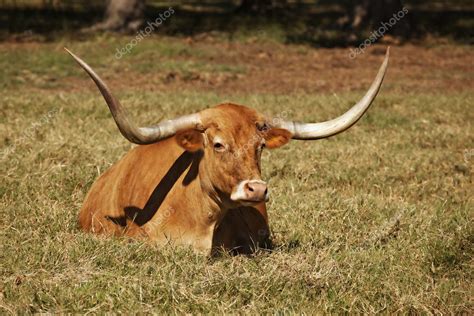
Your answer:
(78, 138), (184, 237)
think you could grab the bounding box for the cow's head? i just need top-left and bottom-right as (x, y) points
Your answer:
(175, 104), (292, 206)
(65, 47), (389, 207)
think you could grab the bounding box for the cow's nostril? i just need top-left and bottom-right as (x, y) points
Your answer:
(248, 186), (254, 192)
(264, 188), (268, 195)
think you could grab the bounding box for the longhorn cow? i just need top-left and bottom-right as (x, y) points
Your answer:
(66, 47), (389, 255)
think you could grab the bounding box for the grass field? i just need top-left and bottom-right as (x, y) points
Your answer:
(0, 34), (473, 313)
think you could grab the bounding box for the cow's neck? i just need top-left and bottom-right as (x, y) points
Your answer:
(146, 149), (228, 253)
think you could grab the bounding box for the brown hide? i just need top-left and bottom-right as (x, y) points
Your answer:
(79, 104), (277, 255)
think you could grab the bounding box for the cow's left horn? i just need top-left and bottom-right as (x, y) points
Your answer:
(65, 48), (202, 144)
(273, 47), (389, 140)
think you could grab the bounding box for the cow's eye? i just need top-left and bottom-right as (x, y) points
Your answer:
(213, 142), (225, 151)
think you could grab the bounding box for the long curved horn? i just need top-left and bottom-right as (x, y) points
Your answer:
(273, 47), (389, 140)
(65, 48), (202, 144)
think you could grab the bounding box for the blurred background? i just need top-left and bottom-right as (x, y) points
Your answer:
(1, 0), (472, 44)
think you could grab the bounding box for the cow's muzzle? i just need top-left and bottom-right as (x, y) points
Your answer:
(230, 180), (269, 204)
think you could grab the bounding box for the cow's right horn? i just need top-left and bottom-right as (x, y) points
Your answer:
(65, 48), (202, 144)
(272, 47), (389, 140)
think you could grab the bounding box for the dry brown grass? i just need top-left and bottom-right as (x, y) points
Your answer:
(0, 35), (472, 313)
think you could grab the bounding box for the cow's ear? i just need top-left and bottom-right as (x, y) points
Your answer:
(264, 128), (292, 149)
(175, 129), (203, 152)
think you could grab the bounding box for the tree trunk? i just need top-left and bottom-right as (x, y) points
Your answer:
(84, 0), (145, 33)
(344, 0), (410, 39)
